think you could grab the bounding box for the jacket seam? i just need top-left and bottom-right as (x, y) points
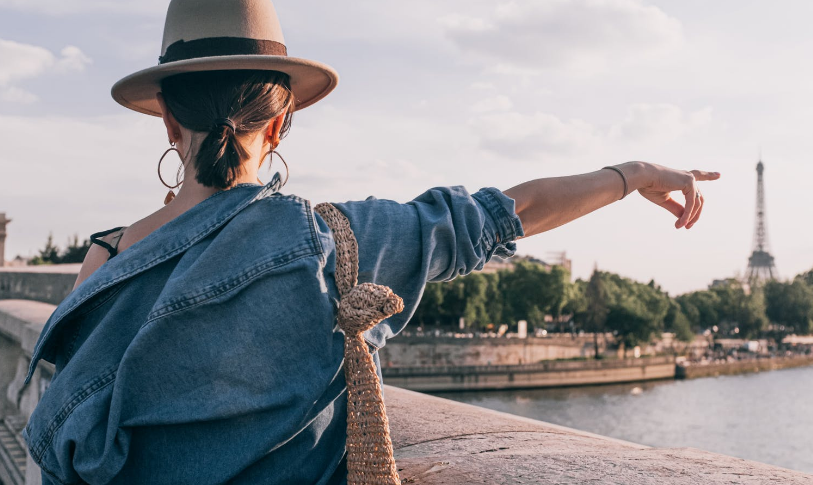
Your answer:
(38, 460), (74, 485)
(473, 188), (522, 242)
(29, 187), (271, 368)
(29, 366), (117, 462)
(26, 187), (304, 374)
(143, 249), (320, 325)
(304, 199), (324, 259)
(65, 283), (128, 359)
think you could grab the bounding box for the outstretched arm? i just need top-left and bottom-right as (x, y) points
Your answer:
(504, 161), (721, 238)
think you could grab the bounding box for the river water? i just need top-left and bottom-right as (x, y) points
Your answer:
(437, 365), (813, 474)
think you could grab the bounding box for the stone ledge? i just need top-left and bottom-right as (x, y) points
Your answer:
(384, 385), (813, 484)
(2, 298), (809, 484)
(0, 300), (55, 357)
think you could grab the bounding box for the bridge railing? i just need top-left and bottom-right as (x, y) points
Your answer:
(0, 267), (811, 483)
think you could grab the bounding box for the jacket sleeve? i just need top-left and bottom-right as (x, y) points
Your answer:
(329, 186), (524, 347)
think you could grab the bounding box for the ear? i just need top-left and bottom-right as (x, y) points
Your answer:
(266, 111), (287, 148)
(156, 92), (182, 144)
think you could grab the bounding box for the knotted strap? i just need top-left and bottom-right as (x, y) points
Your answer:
(314, 203), (404, 485)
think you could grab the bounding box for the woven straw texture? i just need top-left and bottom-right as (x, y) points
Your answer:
(315, 203), (404, 485)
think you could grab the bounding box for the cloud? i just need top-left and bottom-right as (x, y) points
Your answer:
(0, 39), (91, 103)
(55, 46), (93, 72)
(470, 101), (712, 159)
(0, 86), (38, 104)
(0, 0), (167, 15)
(441, 0), (683, 74)
(610, 104), (713, 144)
(472, 110), (599, 158)
(469, 95), (513, 113)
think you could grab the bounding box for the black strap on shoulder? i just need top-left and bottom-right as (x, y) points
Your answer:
(90, 226), (126, 259)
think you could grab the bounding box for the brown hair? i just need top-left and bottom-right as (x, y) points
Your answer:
(160, 70), (295, 189)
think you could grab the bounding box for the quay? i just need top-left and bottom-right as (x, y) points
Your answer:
(1, 266), (812, 483)
(382, 356), (676, 392)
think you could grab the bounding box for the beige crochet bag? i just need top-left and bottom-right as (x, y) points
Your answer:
(314, 203), (403, 485)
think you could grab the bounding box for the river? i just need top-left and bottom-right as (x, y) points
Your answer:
(437, 365), (813, 474)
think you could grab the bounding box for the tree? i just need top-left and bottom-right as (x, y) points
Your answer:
(501, 261), (553, 329)
(606, 296), (662, 353)
(60, 235), (92, 264)
(29, 232), (92, 266)
(765, 280), (813, 336)
(30, 233), (60, 265)
(709, 279), (767, 339)
(583, 270), (609, 358)
(665, 300), (694, 342)
(461, 273), (490, 329)
(413, 283), (444, 328)
(797, 270), (813, 287)
(676, 290), (720, 333)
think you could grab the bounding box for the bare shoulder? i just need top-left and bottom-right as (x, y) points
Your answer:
(73, 243), (112, 291)
(72, 203), (184, 290)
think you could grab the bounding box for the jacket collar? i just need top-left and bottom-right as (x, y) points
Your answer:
(25, 175), (283, 384)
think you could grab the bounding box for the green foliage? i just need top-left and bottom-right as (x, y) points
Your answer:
(29, 233), (91, 265)
(664, 300), (694, 342)
(676, 290), (720, 332)
(414, 260), (575, 331)
(597, 271), (670, 348)
(582, 270), (608, 334)
(606, 297), (661, 349)
(413, 260), (813, 343)
(707, 279), (767, 338)
(764, 279), (813, 335)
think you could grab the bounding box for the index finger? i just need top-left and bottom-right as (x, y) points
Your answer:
(690, 170), (721, 182)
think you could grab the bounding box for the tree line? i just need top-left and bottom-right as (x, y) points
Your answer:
(29, 233), (91, 265)
(26, 232), (813, 345)
(413, 259), (813, 350)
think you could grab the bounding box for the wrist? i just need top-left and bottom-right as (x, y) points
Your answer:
(620, 161), (650, 192)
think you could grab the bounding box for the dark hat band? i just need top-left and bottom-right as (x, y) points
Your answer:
(159, 37), (288, 64)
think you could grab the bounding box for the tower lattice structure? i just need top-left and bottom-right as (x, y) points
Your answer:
(746, 160), (777, 285)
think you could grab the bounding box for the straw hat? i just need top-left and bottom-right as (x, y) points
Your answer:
(111, 0), (339, 116)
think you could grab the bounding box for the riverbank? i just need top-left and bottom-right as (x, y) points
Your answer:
(676, 354), (813, 379)
(383, 352), (813, 392)
(382, 355), (676, 392)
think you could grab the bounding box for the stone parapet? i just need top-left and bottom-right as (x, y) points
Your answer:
(386, 385), (813, 484)
(1, 298), (811, 484)
(0, 266), (79, 305)
(0, 300), (55, 485)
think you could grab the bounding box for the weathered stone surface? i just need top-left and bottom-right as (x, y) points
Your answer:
(382, 356), (676, 392)
(1, 298), (810, 484)
(380, 335), (608, 367)
(0, 266), (79, 305)
(385, 385), (813, 484)
(0, 300), (54, 355)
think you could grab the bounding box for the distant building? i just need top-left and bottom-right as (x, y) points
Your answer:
(0, 213), (10, 267)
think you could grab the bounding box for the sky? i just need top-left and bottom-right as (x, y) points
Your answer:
(0, 0), (811, 296)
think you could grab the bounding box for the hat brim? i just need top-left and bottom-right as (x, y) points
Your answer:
(111, 55), (339, 116)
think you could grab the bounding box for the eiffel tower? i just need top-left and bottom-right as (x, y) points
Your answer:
(746, 160), (777, 286)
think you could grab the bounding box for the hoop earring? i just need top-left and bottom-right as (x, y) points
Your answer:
(158, 142), (183, 205)
(257, 149), (290, 188)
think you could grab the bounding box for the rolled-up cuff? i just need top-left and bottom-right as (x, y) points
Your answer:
(472, 187), (525, 259)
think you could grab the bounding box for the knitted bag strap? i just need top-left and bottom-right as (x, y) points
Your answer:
(314, 203), (403, 485)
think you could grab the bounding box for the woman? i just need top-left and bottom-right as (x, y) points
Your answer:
(22, 0), (719, 484)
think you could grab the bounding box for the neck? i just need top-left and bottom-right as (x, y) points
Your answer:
(167, 133), (270, 210)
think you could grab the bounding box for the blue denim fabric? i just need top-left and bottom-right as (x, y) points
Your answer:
(22, 176), (524, 484)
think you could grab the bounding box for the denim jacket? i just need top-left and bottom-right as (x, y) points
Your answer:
(22, 175), (524, 484)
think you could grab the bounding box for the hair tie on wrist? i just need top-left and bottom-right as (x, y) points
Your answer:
(213, 117), (236, 132)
